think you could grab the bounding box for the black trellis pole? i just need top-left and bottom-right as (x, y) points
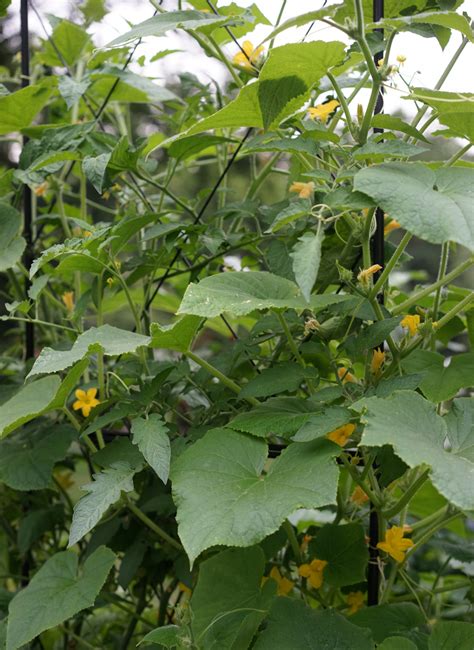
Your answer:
(20, 0), (35, 360)
(367, 0), (384, 608)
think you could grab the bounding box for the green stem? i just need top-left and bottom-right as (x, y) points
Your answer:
(127, 500), (183, 550)
(393, 257), (474, 315)
(276, 312), (306, 368)
(434, 291), (474, 330)
(370, 231), (413, 299)
(95, 273), (105, 450)
(245, 152), (281, 199)
(207, 33), (243, 87)
(410, 505), (448, 532)
(382, 469), (430, 520)
(328, 72), (370, 133)
(62, 407), (98, 453)
(340, 454), (382, 507)
(283, 520), (302, 564)
(58, 626), (98, 650)
(358, 81), (381, 144)
(370, 298), (399, 360)
(185, 350), (260, 406)
(410, 36), (468, 129)
(411, 511), (462, 553)
(353, 0), (380, 82)
(269, 0), (288, 50)
(327, 72), (358, 140)
(446, 142), (472, 166)
(431, 243), (449, 327)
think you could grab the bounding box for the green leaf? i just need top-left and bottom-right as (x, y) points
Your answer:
(445, 398), (474, 462)
(257, 41), (346, 129)
(261, 5), (341, 43)
(290, 229), (324, 302)
(407, 88), (474, 143)
(292, 405), (353, 442)
(171, 430), (338, 564)
(150, 315), (202, 352)
(58, 76), (91, 109)
(359, 391), (474, 511)
(69, 463), (137, 547)
(131, 414), (171, 484)
(429, 622), (474, 650)
(372, 11), (474, 44)
(93, 437), (144, 470)
(28, 325), (151, 379)
(106, 10), (234, 47)
(82, 153), (111, 194)
(0, 202), (25, 272)
(370, 114), (429, 142)
(401, 350), (474, 402)
(139, 625), (181, 647)
(350, 603), (424, 643)
(0, 376), (60, 438)
(354, 163), (474, 251)
(190, 547), (268, 650)
(0, 425), (76, 490)
(240, 362), (318, 399)
(343, 317), (402, 357)
(18, 505), (64, 554)
(267, 199), (312, 232)
(0, 82), (54, 135)
(312, 523), (368, 587)
(6, 546), (115, 650)
(253, 598), (374, 649)
(177, 271), (350, 317)
(90, 67), (178, 105)
(41, 20), (90, 67)
(353, 140), (428, 161)
(229, 397), (336, 439)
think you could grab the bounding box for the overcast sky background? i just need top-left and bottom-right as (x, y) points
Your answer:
(5, 0), (474, 122)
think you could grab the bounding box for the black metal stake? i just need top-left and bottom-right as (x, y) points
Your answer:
(367, 0), (384, 607)
(21, 0), (35, 360)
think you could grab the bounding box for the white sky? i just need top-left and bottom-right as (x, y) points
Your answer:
(5, 0), (474, 120)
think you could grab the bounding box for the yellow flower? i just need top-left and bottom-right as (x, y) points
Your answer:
(54, 470), (74, 490)
(327, 423), (356, 447)
(289, 181), (315, 199)
(106, 277), (114, 287)
(384, 219), (401, 235)
(232, 40), (264, 70)
(298, 559), (327, 590)
(351, 485), (369, 506)
(357, 264), (382, 283)
(33, 182), (49, 197)
(262, 566), (294, 596)
(346, 591), (365, 615)
(300, 534), (312, 553)
(377, 57), (385, 68)
(62, 291), (74, 313)
(307, 99), (339, 124)
(396, 54), (407, 64)
(178, 582), (192, 596)
(83, 230), (93, 238)
(337, 367), (356, 384)
(73, 388), (101, 418)
(401, 314), (421, 337)
(377, 525), (414, 563)
(371, 349), (385, 376)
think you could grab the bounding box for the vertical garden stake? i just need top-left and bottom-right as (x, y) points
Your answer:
(21, 0), (35, 360)
(368, 0), (384, 607)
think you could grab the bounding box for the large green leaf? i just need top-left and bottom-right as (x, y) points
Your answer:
(0, 376), (60, 438)
(28, 325), (151, 378)
(69, 463), (138, 547)
(401, 350), (474, 402)
(359, 391), (474, 511)
(253, 598), (374, 649)
(292, 405), (353, 442)
(257, 41), (346, 129)
(107, 10), (235, 47)
(290, 229), (324, 303)
(131, 415), (171, 484)
(150, 315), (202, 352)
(351, 603), (424, 644)
(139, 626), (181, 648)
(445, 398), (474, 462)
(6, 546), (115, 650)
(370, 115), (429, 142)
(311, 523), (368, 587)
(261, 5), (342, 43)
(190, 547), (269, 650)
(82, 153), (111, 194)
(177, 271), (350, 317)
(378, 638), (417, 650)
(354, 163), (474, 251)
(171, 429), (338, 564)
(429, 621), (474, 650)
(0, 82), (54, 135)
(0, 425), (76, 491)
